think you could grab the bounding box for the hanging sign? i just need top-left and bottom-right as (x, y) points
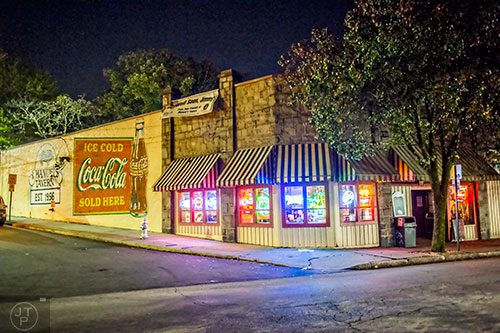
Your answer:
(162, 89), (219, 118)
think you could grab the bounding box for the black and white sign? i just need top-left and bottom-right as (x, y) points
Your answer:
(162, 89), (219, 118)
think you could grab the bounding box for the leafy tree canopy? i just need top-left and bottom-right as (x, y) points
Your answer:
(96, 49), (219, 120)
(8, 95), (96, 139)
(281, 0), (499, 252)
(0, 50), (59, 147)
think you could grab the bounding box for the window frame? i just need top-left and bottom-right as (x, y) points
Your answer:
(237, 185), (273, 228)
(338, 182), (377, 224)
(281, 182), (330, 228)
(447, 181), (477, 226)
(177, 188), (219, 226)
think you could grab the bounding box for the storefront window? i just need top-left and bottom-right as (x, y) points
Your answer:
(178, 190), (218, 224)
(339, 183), (375, 223)
(284, 186), (304, 224)
(205, 190), (217, 223)
(449, 183), (475, 225)
(307, 185), (326, 224)
(238, 187), (272, 226)
(284, 185), (328, 227)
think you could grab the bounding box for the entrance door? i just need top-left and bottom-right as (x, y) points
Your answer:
(411, 190), (434, 239)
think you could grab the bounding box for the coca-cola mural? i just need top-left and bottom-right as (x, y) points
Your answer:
(130, 119), (148, 217)
(73, 138), (133, 215)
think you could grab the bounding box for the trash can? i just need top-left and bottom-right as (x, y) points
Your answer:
(393, 216), (416, 248)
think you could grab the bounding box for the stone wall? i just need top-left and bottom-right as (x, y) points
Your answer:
(272, 77), (317, 145)
(378, 183), (395, 247)
(478, 181), (491, 240)
(234, 75), (317, 149)
(161, 70), (237, 240)
(235, 75), (278, 148)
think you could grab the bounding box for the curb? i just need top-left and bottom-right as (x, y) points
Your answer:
(348, 251), (500, 270)
(9, 222), (290, 268)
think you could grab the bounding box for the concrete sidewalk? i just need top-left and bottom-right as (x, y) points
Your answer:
(5, 217), (500, 272)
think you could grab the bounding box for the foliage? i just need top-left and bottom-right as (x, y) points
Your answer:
(8, 95), (95, 139)
(0, 51), (60, 147)
(96, 49), (218, 120)
(281, 0), (499, 252)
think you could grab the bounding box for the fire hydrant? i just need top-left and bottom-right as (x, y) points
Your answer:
(140, 218), (148, 239)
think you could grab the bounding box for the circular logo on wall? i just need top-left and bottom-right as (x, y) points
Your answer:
(10, 302), (39, 331)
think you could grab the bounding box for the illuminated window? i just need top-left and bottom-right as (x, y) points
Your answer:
(339, 183), (376, 222)
(178, 190), (218, 224)
(238, 186), (272, 226)
(449, 183), (475, 225)
(283, 185), (328, 227)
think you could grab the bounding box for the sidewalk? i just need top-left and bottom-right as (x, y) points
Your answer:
(5, 217), (500, 272)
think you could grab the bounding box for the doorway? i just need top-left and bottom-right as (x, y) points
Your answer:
(411, 190), (434, 239)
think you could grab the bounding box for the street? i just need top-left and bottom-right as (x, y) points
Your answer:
(1, 227), (499, 332)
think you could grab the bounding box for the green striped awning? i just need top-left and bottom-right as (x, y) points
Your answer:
(153, 154), (220, 191)
(336, 151), (399, 182)
(392, 146), (499, 182)
(392, 146), (432, 182)
(457, 148), (500, 181)
(216, 146), (274, 187)
(275, 143), (333, 183)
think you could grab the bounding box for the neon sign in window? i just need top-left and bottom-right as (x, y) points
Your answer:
(238, 187), (272, 225)
(339, 183), (375, 222)
(178, 190), (218, 224)
(284, 185), (328, 226)
(449, 183), (474, 225)
(284, 186), (304, 224)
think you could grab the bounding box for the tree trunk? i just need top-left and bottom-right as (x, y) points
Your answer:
(431, 184), (448, 252)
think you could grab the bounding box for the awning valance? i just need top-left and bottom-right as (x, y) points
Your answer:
(336, 151), (399, 182)
(276, 143), (333, 183)
(153, 154), (220, 191)
(457, 148), (500, 181)
(216, 146), (274, 187)
(392, 145), (431, 182)
(392, 146), (500, 182)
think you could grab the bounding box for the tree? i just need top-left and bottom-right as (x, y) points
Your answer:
(0, 51), (59, 147)
(8, 95), (95, 139)
(281, 0), (499, 252)
(96, 49), (219, 121)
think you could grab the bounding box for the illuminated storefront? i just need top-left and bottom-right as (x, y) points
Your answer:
(153, 154), (223, 240)
(390, 146), (500, 242)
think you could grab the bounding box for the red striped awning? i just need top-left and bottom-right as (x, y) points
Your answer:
(153, 154), (220, 191)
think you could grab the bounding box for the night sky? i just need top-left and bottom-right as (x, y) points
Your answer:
(0, 0), (352, 99)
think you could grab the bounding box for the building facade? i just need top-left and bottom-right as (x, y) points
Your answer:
(1, 70), (499, 248)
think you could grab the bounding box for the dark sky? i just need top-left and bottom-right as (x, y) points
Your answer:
(0, 0), (352, 99)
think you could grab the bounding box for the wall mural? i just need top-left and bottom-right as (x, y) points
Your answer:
(29, 143), (68, 205)
(73, 138), (132, 215)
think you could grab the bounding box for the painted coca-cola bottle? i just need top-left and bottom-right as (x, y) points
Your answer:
(130, 119), (148, 217)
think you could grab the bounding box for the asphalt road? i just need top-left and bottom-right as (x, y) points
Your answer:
(1, 227), (499, 332)
(0, 227), (308, 300)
